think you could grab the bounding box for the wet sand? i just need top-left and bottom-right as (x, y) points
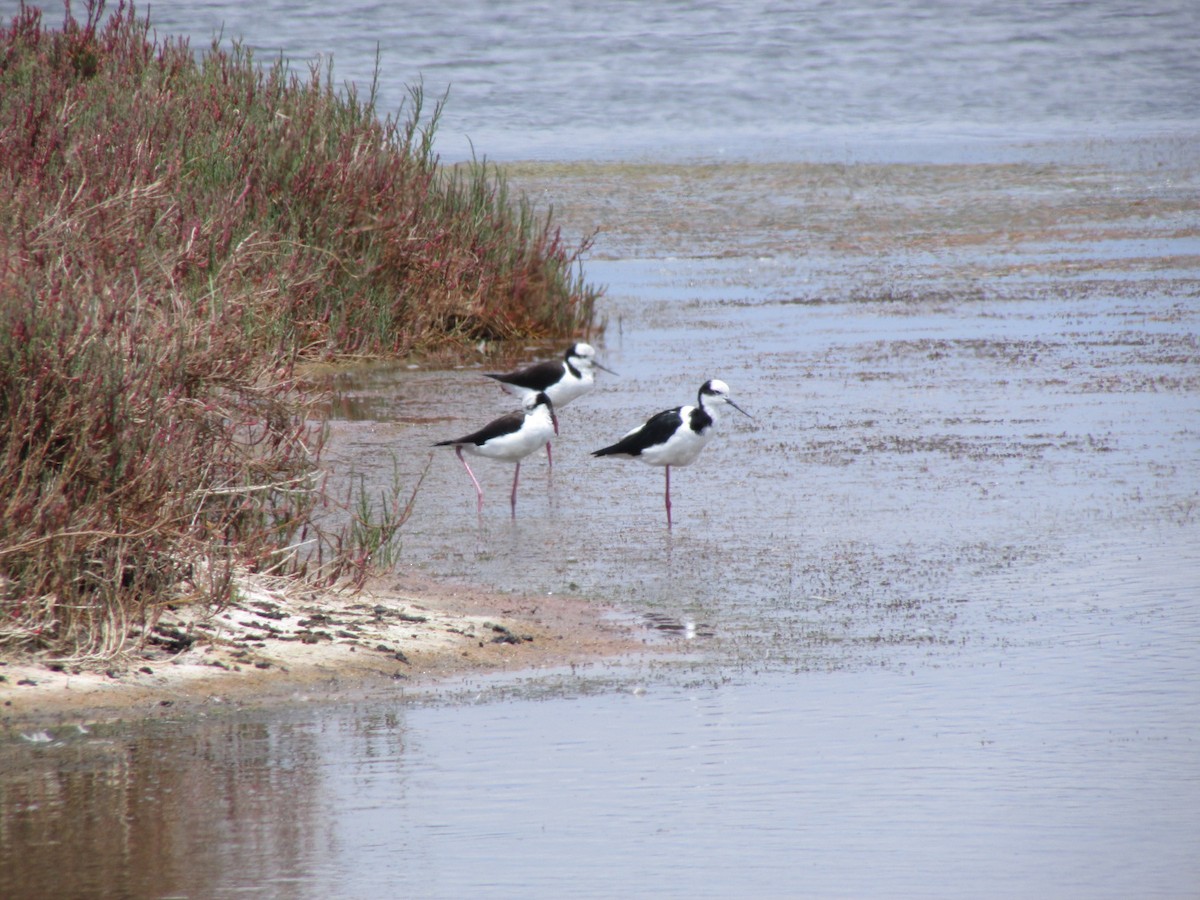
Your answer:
(0, 573), (652, 727)
(501, 149), (1200, 267)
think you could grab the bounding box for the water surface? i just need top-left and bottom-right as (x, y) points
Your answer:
(139, 0), (1200, 162)
(2, 3), (1199, 898)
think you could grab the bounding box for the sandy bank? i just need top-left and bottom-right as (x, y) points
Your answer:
(0, 572), (650, 728)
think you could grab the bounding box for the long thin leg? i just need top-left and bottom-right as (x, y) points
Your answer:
(664, 465), (672, 530)
(510, 461), (521, 517)
(456, 446), (484, 513)
(545, 441), (553, 472)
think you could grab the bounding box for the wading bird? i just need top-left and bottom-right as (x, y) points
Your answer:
(485, 342), (615, 469)
(435, 392), (558, 517)
(592, 379), (750, 529)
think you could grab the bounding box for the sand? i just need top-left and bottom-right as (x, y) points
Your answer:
(0, 571), (650, 727)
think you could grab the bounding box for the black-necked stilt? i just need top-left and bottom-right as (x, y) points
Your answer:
(484, 342), (615, 469)
(434, 391), (558, 517)
(591, 379), (751, 528)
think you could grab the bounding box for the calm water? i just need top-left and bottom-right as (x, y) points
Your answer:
(3, 3), (1200, 898)
(117, 0), (1200, 161)
(4, 643), (1198, 898)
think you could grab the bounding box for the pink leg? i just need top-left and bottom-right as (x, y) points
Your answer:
(510, 462), (521, 517)
(456, 446), (484, 513)
(545, 441), (553, 472)
(664, 465), (672, 529)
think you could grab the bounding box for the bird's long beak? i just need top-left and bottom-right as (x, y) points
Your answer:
(594, 361), (618, 376)
(728, 399), (753, 419)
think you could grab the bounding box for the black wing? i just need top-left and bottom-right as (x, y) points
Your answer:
(484, 359), (563, 392)
(434, 410), (524, 447)
(592, 407), (684, 457)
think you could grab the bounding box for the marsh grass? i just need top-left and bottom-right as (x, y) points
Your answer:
(0, 1), (599, 658)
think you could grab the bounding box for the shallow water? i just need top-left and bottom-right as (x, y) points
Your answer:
(6, 156), (1198, 897)
(4, 641), (1198, 898)
(320, 159), (1200, 682)
(4, 3), (1200, 898)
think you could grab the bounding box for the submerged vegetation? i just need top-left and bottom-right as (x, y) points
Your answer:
(0, 1), (599, 658)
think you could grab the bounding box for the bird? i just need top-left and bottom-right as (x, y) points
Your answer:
(591, 379), (751, 529)
(484, 342), (616, 469)
(434, 391), (558, 517)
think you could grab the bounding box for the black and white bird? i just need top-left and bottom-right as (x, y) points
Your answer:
(591, 379), (751, 528)
(484, 342), (615, 469)
(434, 392), (558, 517)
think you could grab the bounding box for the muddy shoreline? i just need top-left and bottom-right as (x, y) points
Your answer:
(0, 573), (652, 729)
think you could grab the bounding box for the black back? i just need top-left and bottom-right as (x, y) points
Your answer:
(592, 407), (685, 457)
(484, 358), (564, 392)
(485, 345), (581, 392)
(434, 410), (524, 447)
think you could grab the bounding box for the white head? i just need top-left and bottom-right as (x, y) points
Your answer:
(567, 342), (616, 375)
(698, 379), (751, 419)
(567, 342), (595, 363)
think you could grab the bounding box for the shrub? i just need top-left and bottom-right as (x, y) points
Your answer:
(0, 1), (598, 657)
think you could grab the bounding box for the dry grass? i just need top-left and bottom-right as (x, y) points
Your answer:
(0, 1), (599, 658)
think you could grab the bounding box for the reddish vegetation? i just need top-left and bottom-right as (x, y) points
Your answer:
(0, 1), (598, 657)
